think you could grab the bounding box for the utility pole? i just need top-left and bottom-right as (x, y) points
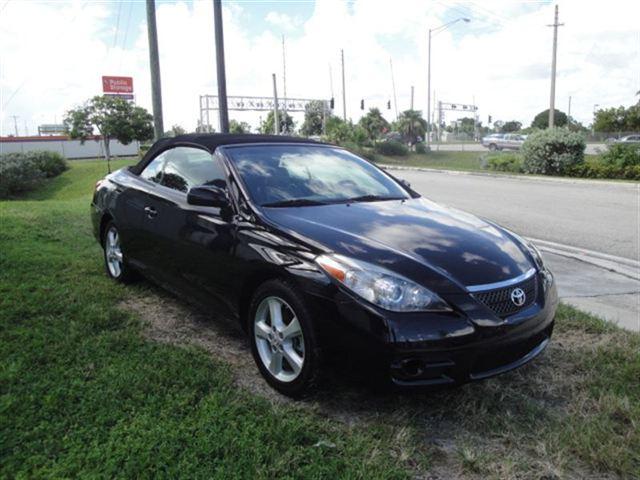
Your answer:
(272, 73), (279, 135)
(282, 35), (287, 119)
(145, 0), (164, 139)
(547, 4), (563, 128)
(427, 28), (432, 148)
(341, 49), (346, 121)
(11, 115), (19, 136)
(213, 0), (229, 133)
(410, 85), (414, 110)
(567, 95), (572, 119)
(390, 58), (398, 119)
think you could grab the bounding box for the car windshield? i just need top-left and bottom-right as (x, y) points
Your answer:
(225, 144), (410, 207)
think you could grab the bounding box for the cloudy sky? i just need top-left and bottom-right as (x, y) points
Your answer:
(1, 0), (638, 136)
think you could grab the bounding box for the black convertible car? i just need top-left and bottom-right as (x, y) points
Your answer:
(92, 134), (557, 397)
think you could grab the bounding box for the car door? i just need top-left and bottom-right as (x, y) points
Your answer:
(114, 150), (168, 273)
(151, 146), (240, 311)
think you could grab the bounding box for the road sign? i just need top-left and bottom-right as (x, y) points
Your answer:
(102, 76), (133, 94)
(104, 93), (135, 100)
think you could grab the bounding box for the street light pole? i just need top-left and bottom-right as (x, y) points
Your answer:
(547, 5), (563, 129)
(427, 17), (469, 149)
(427, 29), (432, 148)
(592, 103), (599, 135)
(146, 0), (164, 140)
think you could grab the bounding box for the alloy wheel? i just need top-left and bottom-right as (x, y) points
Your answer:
(254, 296), (305, 383)
(105, 226), (123, 278)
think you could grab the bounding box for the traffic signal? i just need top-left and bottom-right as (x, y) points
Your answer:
(387, 100), (391, 109)
(488, 115), (492, 124)
(330, 97), (334, 109)
(360, 99), (364, 110)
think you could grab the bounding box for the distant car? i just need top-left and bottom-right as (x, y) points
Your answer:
(614, 135), (640, 144)
(482, 133), (526, 151)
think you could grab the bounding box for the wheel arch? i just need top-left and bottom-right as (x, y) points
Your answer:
(99, 212), (114, 246)
(237, 268), (292, 331)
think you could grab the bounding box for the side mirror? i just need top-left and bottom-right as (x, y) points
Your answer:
(399, 178), (411, 189)
(187, 185), (230, 208)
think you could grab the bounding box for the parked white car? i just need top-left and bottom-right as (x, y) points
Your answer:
(482, 133), (527, 151)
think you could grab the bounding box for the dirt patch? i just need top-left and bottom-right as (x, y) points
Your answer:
(120, 285), (619, 480)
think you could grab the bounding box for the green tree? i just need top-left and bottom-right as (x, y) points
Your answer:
(229, 119), (251, 134)
(300, 100), (326, 136)
(396, 110), (427, 144)
(358, 108), (390, 142)
(164, 124), (186, 137)
(593, 105), (640, 132)
(259, 111), (295, 135)
(531, 109), (568, 129)
(64, 95), (153, 168)
(501, 120), (522, 133)
(323, 116), (354, 145)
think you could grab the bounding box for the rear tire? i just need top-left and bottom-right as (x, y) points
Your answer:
(488, 143), (497, 151)
(248, 279), (323, 398)
(102, 221), (136, 283)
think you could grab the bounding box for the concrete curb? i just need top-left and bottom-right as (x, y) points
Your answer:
(529, 237), (640, 281)
(380, 164), (640, 187)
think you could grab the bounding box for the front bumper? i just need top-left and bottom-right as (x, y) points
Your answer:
(302, 270), (558, 388)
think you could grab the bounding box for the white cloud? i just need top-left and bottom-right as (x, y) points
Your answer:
(1, 0), (639, 136)
(265, 11), (299, 32)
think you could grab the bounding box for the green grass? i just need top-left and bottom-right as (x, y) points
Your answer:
(0, 159), (408, 479)
(376, 151), (488, 171)
(1, 160), (639, 478)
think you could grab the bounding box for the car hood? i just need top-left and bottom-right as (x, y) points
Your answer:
(262, 197), (533, 291)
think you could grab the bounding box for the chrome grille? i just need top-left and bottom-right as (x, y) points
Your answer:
(473, 274), (538, 318)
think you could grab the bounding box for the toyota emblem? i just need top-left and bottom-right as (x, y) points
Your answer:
(510, 288), (526, 307)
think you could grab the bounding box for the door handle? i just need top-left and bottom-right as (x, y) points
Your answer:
(144, 206), (158, 218)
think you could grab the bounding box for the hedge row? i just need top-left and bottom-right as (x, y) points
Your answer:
(0, 151), (68, 199)
(486, 131), (639, 180)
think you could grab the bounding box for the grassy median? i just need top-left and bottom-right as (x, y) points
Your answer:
(1, 159), (638, 478)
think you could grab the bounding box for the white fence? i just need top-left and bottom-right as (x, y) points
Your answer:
(0, 136), (139, 159)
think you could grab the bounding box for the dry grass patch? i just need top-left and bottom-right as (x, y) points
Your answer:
(123, 284), (639, 480)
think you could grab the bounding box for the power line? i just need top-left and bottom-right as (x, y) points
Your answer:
(119, 0), (134, 70)
(112, 0), (123, 49)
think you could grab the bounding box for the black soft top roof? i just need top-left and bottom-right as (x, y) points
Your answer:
(131, 133), (325, 175)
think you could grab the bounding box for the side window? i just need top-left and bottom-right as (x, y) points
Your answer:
(161, 147), (227, 193)
(140, 153), (166, 184)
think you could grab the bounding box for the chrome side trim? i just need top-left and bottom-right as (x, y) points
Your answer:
(466, 268), (536, 293)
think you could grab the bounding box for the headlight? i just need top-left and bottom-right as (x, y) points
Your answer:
(316, 254), (450, 312)
(526, 241), (554, 291)
(526, 241), (545, 270)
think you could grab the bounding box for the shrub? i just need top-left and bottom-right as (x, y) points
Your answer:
(374, 140), (409, 157)
(568, 163), (640, 181)
(521, 128), (586, 175)
(0, 154), (45, 198)
(0, 151), (68, 199)
(342, 142), (378, 162)
(486, 153), (523, 172)
(600, 143), (640, 168)
(28, 150), (68, 177)
(415, 142), (427, 154)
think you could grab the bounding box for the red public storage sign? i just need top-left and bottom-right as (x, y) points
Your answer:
(102, 76), (133, 94)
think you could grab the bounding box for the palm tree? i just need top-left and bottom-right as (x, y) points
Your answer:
(358, 108), (389, 141)
(396, 110), (428, 144)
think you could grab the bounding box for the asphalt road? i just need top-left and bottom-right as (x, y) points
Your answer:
(393, 169), (639, 260)
(432, 143), (606, 155)
(388, 168), (640, 330)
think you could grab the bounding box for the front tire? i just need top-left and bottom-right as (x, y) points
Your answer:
(488, 143), (497, 151)
(248, 279), (322, 398)
(102, 221), (136, 283)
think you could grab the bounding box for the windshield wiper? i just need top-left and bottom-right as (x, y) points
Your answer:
(261, 198), (329, 208)
(343, 194), (406, 204)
